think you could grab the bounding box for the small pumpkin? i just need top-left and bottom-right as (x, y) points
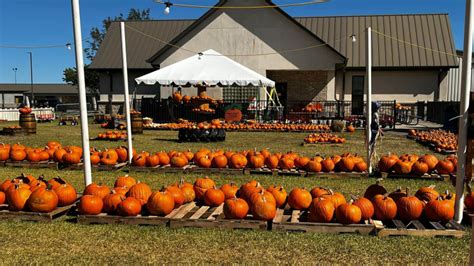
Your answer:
(211, 155), (228, 168)
(335, 200), (362, 224)
(203, 187), (225, 207)
(53, 183), (77, 206)
(372, 194), (397, 221)
(249, 191), (276, 221)
(229, 154), (247, 169)
(103, 192), (126, 214)
(117, 197), (142, 216)
(126, 182), (152, 206)
(396, 196), (424, 222)
(266, 185), (287, 208)
(165, 185), (185, 207)
(352, 196), (374, 221)
(78, 195), (103, 215)
(224, 197), (249, 219)
(6, 183), (32, 211)
(288, 188), (312, 210)
(220, 183), (239, 200)
(193, 177), (216, 200)
(114, 175), (137, 188)
(83, 183), (111, 200)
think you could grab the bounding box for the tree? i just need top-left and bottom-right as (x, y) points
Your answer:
(64, 8), (151, 94)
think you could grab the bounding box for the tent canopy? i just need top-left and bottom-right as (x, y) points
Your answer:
(135, 49), (275, 87)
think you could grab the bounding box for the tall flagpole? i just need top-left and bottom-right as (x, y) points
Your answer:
(120, 22), (134, 164)
(366, 27), (372, 174)
(71, 0), (92, 185)
(455, 0), (474, 223)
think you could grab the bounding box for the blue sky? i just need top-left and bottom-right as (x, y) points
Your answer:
(0, 0), (467, 84)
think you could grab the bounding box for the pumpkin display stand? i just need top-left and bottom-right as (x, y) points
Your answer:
(19, 113), (36, 134)
(1, 127), (26, 136)
(0, 202), (77, 222)
(178, 128), (226, 142)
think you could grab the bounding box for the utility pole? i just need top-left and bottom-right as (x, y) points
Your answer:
(12, 68), (18, 84)
(27, 52), (34, 107)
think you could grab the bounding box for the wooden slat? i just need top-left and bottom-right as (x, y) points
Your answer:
(171, 202), (196, 219)
(410, 220), (426, 230)
(392, 219), (406, 229)
(290, 210), (301, 223)
(189, 206), (209, 220)
(273, 209), (284, 223)
(429, 221), (446, 230)
(207, 205), (224, 221)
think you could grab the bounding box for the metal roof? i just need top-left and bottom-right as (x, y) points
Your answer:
(295, 14), (458, 68)
(90, 20), (194, 70)
(89, 14), (458, 70)
(0, 84), (89, 94)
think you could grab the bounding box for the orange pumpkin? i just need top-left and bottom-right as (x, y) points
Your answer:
(308, 197), (335, 222)
(27, 185), (59, 213)
(53, 183), (77, 207)
(203, 187), (225, 207)
(83, 183), (111, 200)
(220, 183), (239, 200)
(78, 195), (103, 215)
(335, 201), (362, 224)
(117, 197), (142, 216)
(165, 186), (185, 207)
(6, 183), (32, 211)
(224, 197), (249, 219)
(266, 185), (287, 208)
(193, 176), (216, 200)
(288, 188), (312, 210)
(126, 182), (152, 206)
(114, 175), (137, 188)
(147, 191), (175, 216)
(229, 154), (247, 169)
(103, 192), (126, 214)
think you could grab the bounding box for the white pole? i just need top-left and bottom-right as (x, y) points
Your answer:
(455, 0), (474, 223)
(366, 27), (372, 174)
(71, 0), (92, 185)
(120, 22), (134, 164)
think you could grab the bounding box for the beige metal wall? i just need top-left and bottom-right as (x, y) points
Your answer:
(335, 70), (446, 103)
(152, 0), (344, 75)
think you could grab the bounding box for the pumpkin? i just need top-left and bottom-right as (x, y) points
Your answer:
(197, 156), (212, 168)
(249, 191), (276, 221)
(310, 187), (331, 198)
(53, 183), (77, 206)
(224, 197), (249, 219)
(211, 155), (228, 168)
(363, 180), (387, 200)
(117, 197), (142, 216)
(279, 157), (295, 170)
(388, 187), (407, 203)
(220, 183), (239, 200)
(372, 195), (397, 221)
(305, 160), (322, 173)
(193, 177), (216, 200)
(78, 195), (103, 215)
(294, 156), (310, 169)
(420, 154), (439, 171)
(90, 153), (100, 165)
(146, 154), (160, 167)
(424, 197), (454, 222)
(414, 185), (439, 203)
(27, 185), (58, 213)
(114, 175), (137, 188)
(6, 184), (32, 211)
(393, 160), (412, 174)
(352, 196), (374, 220)
(238, 181), (263, 202)
(288, 188), (312, 210)
(440, 190), (456, 208)
(83, 183), (111, 200)
(0, 191), (5, 205)
(26, 150), (41, 162)
(147, 191), (175, 216)
(229, 154), (247, 169)
(308, 198), (335, 223)
(10, 149), (27, 161)
(436, 159), (455, 174)
(0, 179), (13, 192)
(100, 149), (118, 166)
(183, 150), (194, 161)
(346, 125), (355, 132)
(319, 191), (347, 209)
(378, 154), (399, 172)
(412, 160), (429, 175)
(265, 155), (279, 169)
(103, 192), (126, 214)
(47, 177), (68, 190)
(165, 185), (185, 207)
(53, 148), (68, 162)
(0, 146), (9, 161)
(157, 151), (170, 165)
(396, 196), (423, 222)
(132, 153), (147, 167)
(180, 185), (195, 203)
(335, 201), (362, 224)
(249, 154), (265, 169)
(260, 149), (271, 159)
(170, 154), (188, 168)
(354, 161), (368, 172)
(266, 185), (287, 208)
(113, 186), (129, 195)
(338, 156), (355, 172)
(204, 187), (225, 207)
(63, 151), (81, 165)
(321, 158), (335, 172)
(126, 182), (152, 206)
(11, 143), (25, 151)
(464, 191), (474, 212)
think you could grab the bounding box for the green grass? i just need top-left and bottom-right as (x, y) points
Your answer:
(0, 121), (470, 264)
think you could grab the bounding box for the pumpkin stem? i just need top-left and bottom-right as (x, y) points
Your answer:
(428, 184), (436, 189)
(350, 195), (358, 201)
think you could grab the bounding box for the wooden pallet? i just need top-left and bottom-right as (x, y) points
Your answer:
(374, 219), (465, 238)
(169, 203), (268, 230)
(128, 164), (192, 173)
(305, 171), (368, 178)
(77, 202), (196, 226)
(1, 127), (26, 136)
(91, 137), (128, 142)
(92, 162), (128, 171)
(187, 166), (248, 175)
(0, 203), (75, 222)
(383, 172), (449, 181)
(301, 142), (343, 147)
(4, 160), (58, 169)
(271, 208), (376, 234)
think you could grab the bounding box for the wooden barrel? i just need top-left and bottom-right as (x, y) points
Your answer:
(131, 114), (143, 134)
(19, 113), (36, 134)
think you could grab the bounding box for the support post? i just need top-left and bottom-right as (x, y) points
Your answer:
(456, 0), (474, 223)
(366, 27), (372, 173)
(120, 22), (134, 164)
(28, 52), (34, 107)
(71, 0), (92, 185)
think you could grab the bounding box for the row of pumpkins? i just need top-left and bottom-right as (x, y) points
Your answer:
(96, 131), (127, 140)
(131, 149), (368, 173)
(143, 121), (331, 132)
(78, 175), (464, 224)
(303, 133), (346, 144)
(408, 129), (458, 152)
(378, 153), (457, 175)
(0, 174), (77, 212)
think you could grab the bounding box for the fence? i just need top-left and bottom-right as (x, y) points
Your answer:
(0, 108), (55, 122)
(139, 98), (397, 128)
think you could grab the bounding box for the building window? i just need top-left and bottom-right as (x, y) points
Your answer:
(223, 87), (259, 102)
(14, 96), (23, 104)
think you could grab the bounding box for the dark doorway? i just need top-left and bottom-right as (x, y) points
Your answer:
(274, 82), (287, 109)
(352, 76), (364, 115)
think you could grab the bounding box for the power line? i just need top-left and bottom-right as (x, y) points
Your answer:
(154, 0), (329, 9)
(0, 43), (71, 49)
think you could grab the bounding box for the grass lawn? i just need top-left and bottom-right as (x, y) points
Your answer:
(0, 121), (470, 264)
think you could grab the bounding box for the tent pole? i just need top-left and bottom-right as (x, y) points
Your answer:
(120, 22), (134, 164)
(455, 0), (474, 223)
(366, 27), (372, 174)
(71, 0), (92, 185)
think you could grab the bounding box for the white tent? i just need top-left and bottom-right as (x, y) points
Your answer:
(135, 49), (275, 87)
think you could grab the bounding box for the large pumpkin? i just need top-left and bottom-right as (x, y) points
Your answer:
(363, 180), (387, 200)
(6, 184), (32, 211)
(335, 201), (362, 224)
(193, 177), (216, 200)
(266, 185), (287, 208)
(203, 188), (225, 207)
(220, 183), (239, 200)
(117, 197), (142, 216)
(224, 197), (249, 219)
(78, 195), (103, 215)
(53, 183), (77, 206)
(126, 182), (152, 206)
(424, 197), (454, 222)
(372, 195), (397, 221)
(352, 197), (374, 221)
(396, 196), (424, 222)
(147, 191), (175, 216)
(288, 188), (312, 210)
(27, 186), (59, 213)
(249, 191), (276, 221)
(308, 198), (335, 223)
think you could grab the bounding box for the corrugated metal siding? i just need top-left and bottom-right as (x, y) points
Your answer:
(294, 14), (458, 68)
(447, 57), (473, 101)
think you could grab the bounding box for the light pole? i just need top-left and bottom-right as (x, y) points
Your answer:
(12, 68), (18, 84)
(27, 52), (34, 107)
